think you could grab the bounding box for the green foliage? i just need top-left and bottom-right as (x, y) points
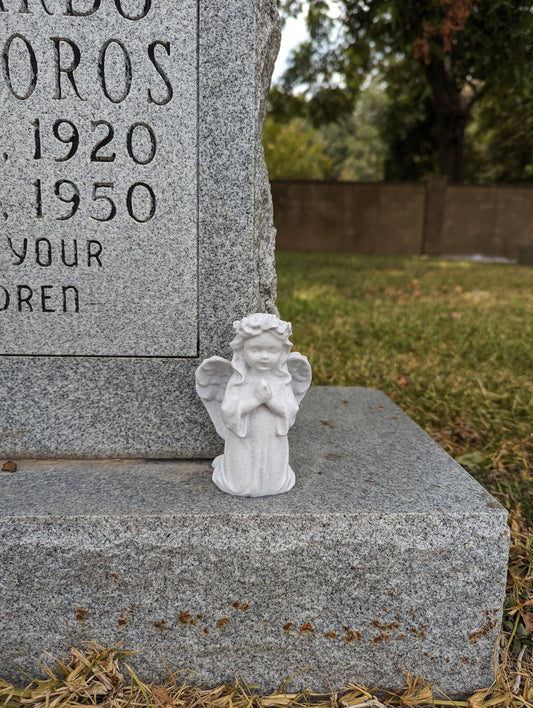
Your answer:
(267, 80), (388, 181)
(268, 86), (307, 123)
(465, 86), (533, 184)
(381, 59), (438, 181)
(276, 2), (368, 123)
(274, 0), (533, 183)
(321, 80), (388, 181)
(263, 116), (334, 180)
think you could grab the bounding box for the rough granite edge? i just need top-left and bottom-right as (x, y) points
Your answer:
(254, 0), (281, 314)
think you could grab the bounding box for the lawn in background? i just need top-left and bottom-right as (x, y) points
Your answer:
(277, 252), (533, 526)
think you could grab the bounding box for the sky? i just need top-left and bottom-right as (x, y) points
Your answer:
(272, 14), (308, 83)
(272, 3), (342, 83)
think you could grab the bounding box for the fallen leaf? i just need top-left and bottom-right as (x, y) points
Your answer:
(521, 610), (533, 635)
(520, 599), (533, 634)
(2, 461), (17, 473)
(151, 685), (172, 705)
(457, 451), (483, 467)
(397, 375), (409, 388)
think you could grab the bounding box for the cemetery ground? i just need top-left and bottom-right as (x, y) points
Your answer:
(1, 253), (532, 708)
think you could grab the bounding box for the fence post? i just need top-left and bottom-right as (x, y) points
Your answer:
(422, 177), (448, 255)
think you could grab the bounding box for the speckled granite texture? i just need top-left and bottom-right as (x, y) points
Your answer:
(0, 2), (199, 357)
(0, 388), (509, 695)
(0, 0), (280, 457)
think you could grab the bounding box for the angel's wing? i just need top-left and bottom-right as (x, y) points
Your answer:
(195, 356), (233, 439)
(287, 352), (312, 404)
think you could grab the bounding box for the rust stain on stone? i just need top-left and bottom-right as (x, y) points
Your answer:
(178, 612), (204, 625)
(372, 620), (400, 632)
(370, 634), (391, 644)
(468, 609), (498, 643)
(231, 601), (249, 611)
(410, 627), (426, 638)
(117, 604), (139, 629)
(299, 622), (315, 634)
(178, 612), (194, 625)
(343, 626), (361, 643)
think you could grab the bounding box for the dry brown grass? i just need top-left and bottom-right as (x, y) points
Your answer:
(0, 630), (532, 708)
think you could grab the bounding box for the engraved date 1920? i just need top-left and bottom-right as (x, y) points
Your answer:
(32, 118), (157, 165)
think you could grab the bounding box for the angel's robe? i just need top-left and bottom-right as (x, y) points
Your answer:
(212, 373), (299, 497)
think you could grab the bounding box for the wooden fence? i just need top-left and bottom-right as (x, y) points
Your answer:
(271, 179), (533, 258)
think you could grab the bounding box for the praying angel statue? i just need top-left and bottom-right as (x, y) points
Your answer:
(195, 313), (312, 497)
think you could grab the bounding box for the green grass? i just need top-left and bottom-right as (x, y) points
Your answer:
(276, 252), (533, 524)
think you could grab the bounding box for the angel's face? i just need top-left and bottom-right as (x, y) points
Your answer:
(243, 332), (284, 373)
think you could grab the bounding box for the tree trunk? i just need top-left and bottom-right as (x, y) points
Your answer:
(435, 107), (468, 183)
(424, 57), (471, 184)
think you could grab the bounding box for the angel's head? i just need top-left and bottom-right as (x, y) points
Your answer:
(230, 313), (292, 380)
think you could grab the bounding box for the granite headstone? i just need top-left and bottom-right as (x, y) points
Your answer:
(0, 0), (280, 457)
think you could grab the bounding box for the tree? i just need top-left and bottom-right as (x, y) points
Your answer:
(263, 116), (334, 179)
(320, 79), (388, 180)
(380, 57), (438, 181)
(275, 0), (533, 183)
(465, 84), (533, 183)
(266, 80), (387, 181)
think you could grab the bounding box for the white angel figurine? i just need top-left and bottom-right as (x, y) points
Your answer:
(195, 313), (312, 497)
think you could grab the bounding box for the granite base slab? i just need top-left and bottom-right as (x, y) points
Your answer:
(0, 387), (509, 695)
